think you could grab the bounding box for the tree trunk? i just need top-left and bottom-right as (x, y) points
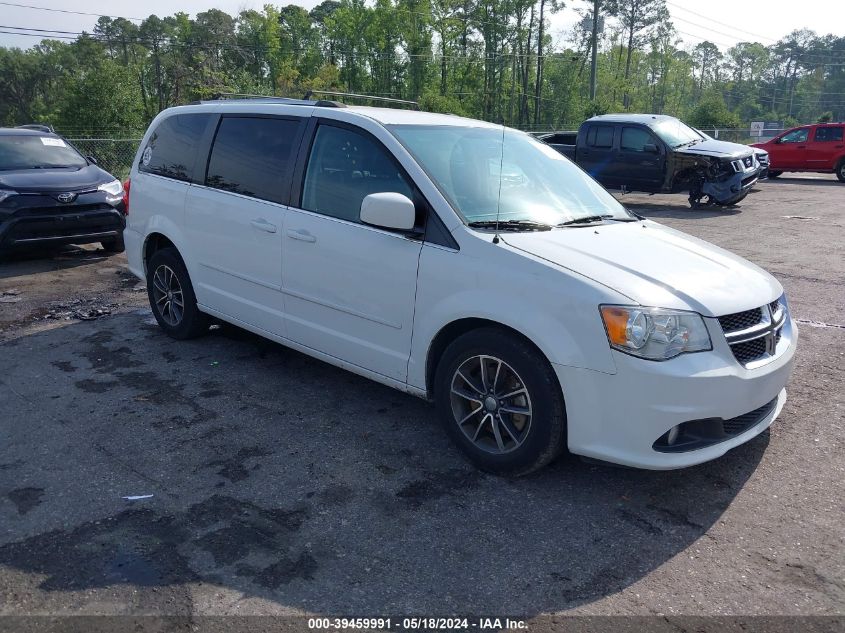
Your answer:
(533, 0), (546, 125)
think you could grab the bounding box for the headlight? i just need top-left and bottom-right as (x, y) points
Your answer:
(0, 189), (17, 204)
(97, 179), (123, 196)
(600, 305), (712, 360)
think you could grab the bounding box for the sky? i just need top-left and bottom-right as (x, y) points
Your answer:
(0, 0), (843, 52)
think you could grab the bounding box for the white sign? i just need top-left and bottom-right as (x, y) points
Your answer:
(40, 137), (66, 147)
(750, 121), (765, 137)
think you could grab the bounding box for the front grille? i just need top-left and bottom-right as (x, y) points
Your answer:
(756, 154), (769, 166)
(22, 203), (111, 216)
(722, 398), (778, 435)
(718, 308), (763, 333)
(730, 337), (768, 364)
(718, 298), (786, 367)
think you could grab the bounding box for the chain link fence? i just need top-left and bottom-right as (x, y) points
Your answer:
(64, 128), (787, 180)
(523, 126), (787, 145)
(67, 139), (141, 180)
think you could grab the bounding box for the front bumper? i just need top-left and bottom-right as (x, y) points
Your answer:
(555, 316), (797, 469)
(0, 191), (125, 250)
(702, 168), (758, 205)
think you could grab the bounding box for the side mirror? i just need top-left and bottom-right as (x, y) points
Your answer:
(86, 155), (98, 165)
(774, 138), (782, 144)
(643, 143), (659, 154)
(360, 192), (416, 231)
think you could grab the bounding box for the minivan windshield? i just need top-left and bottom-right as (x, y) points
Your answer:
(652, 118), (704, 148)
(389, 125), (631, 226)
(0, 135), (88, 171)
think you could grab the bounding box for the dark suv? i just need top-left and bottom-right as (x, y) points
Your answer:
(0, 127), (127, 256)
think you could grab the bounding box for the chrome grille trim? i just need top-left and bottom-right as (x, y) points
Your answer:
(718, 296), (787, 367)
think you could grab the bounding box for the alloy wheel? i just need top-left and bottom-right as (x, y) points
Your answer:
(449, 355), (533, 454)
(151, 264), (184, 327)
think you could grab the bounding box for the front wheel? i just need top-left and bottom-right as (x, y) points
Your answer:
(434, 328), (567, 476)
(146, 247), (209, 339)
(836, 161), (845, 183)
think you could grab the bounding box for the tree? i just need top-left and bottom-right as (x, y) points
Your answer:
(604, 0), (667, 109)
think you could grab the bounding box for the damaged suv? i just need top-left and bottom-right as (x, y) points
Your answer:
(548, 114), (761, 208)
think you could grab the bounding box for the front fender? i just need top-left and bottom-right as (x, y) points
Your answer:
(408, 239), (622, 392)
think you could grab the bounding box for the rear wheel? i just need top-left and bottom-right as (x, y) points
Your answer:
(767, 170), (783, 178)
(836, 161), (845, 183)
(101, 234), (125, 253)
(434, 328), (566, 476)
(146, 247), (209, 339)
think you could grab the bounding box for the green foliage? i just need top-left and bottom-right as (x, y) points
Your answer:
(687, 93), (742, 129)
(0, 3), (843, 135)
(817, 111), (833, 123)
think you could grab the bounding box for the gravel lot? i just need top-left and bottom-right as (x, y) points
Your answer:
(0, 175), (843, 626)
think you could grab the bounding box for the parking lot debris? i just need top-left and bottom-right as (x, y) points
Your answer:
(38, 297), (118, 321)
(1, 289), (22, 303)
(122, 494), (154, 501)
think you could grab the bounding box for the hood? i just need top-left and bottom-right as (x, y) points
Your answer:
(501, 221), (781, 317)
(676, 138), (752, 160)
(0, 164), (113, 193)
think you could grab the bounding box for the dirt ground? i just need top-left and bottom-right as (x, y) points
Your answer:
(0, 174), (843, 629)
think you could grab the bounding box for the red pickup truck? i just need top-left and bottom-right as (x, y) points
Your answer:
(752, 123), (845, 182)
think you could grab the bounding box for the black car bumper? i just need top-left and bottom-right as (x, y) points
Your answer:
(0, 191), (125, 251)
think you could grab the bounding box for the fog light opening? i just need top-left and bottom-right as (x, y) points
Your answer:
(666, 425), (680, 446)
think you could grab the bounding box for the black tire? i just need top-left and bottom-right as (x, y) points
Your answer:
(146, 247), (209, 340)
(836, 160), (845, 183)
(768, 170), (783, 178)
(101, 234), (125, 253)
(433, 327), (567, 476)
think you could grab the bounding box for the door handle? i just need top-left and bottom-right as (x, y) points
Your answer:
(796, 145), (806, 149)
(835, 144), (844, 148)
(250, 218), (277, 233)
(286, 228), (316, 243)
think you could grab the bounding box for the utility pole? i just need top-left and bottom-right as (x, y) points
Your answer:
(589, 0), (599, 101)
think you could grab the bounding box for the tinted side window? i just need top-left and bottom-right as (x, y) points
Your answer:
(139, 113), (209, 181)
(587, 126), (614, 148)
(621, 127), (654, 152)
(301, 125), (413, 223)
(205, 116), (301, 204)
(814, 126), (844, 142)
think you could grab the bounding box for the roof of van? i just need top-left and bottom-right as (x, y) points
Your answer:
(345, 106), (501, 128)
(172, 100), (503, 129)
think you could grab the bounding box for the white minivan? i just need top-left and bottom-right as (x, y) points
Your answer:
(125, 97), (796, 475)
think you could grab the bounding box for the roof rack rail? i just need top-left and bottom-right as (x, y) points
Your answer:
(16, 123), (55, 133)
(199, 92), (346, 108)
(302, 90), (420, 111)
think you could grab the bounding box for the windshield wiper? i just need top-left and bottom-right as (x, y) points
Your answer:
(558, 214), (638, 226)
(467, 219), (553, 232)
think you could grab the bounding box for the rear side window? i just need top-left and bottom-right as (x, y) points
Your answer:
(587, 126), (614, 148)
(814, 127), (844, 142)
(139, 113), (210, 181)
(205, 116), (302, 204)
(621, 127), (654, 152)
(300, 124), (413, 223)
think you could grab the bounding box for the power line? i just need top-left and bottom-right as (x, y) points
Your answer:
(665, 0), (777, 43)
(0, 1), (143, 22)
